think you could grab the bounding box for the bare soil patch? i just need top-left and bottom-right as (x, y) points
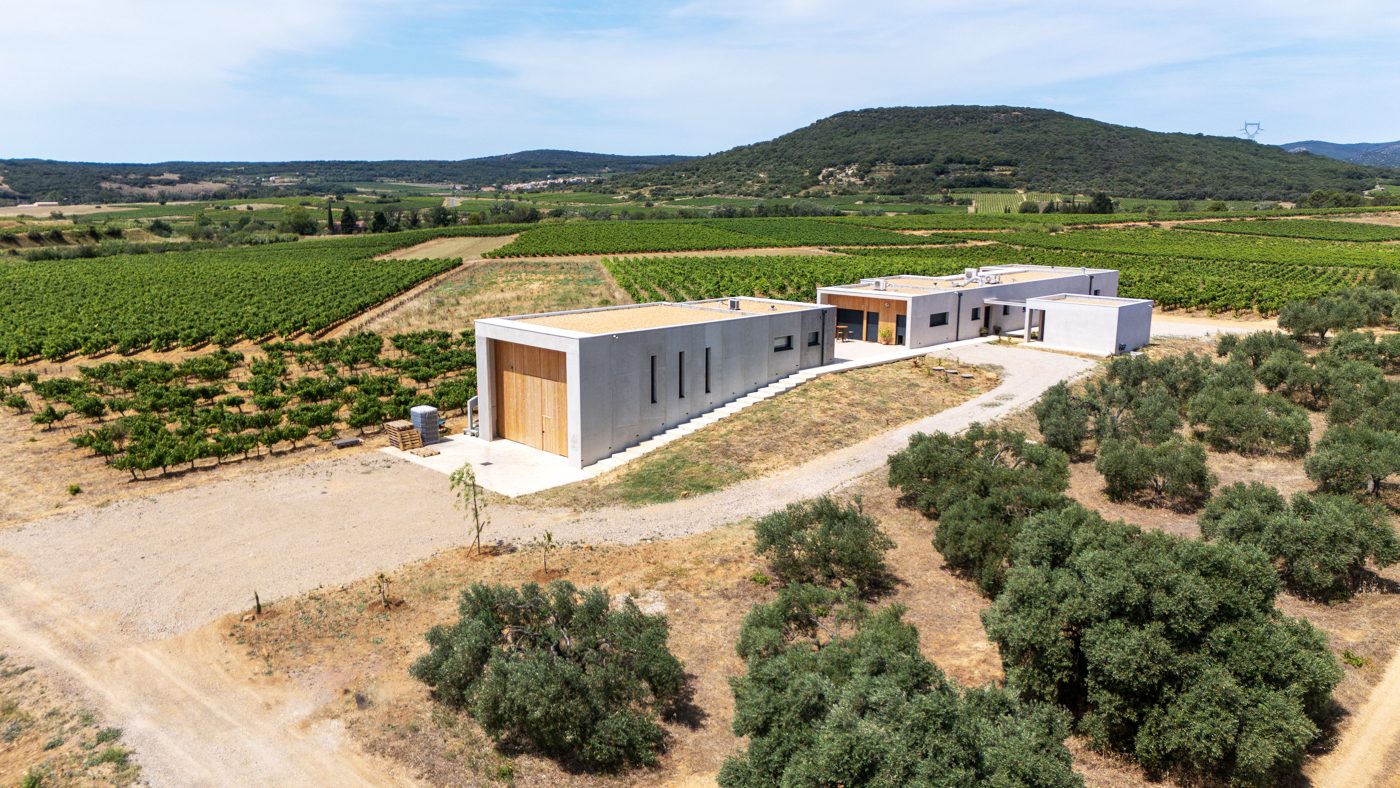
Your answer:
(1336, 214), (1400, 228)
(373, 236), (516, 261)
(1152, 306), (1279, 327)
(521, 358), (998, 509)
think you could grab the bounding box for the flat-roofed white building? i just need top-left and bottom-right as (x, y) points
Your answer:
(1022, 294), (1154, 356)
(815, 265), (1149, 355)
(474, 298), (836, 469)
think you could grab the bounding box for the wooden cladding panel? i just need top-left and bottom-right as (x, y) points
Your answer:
(494, 340), (568, 457)
(825, 295), (907, 341)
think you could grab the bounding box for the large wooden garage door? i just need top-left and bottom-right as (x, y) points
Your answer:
(494, 341), (568, 457)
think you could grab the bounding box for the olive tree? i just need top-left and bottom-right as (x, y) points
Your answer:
(1188, 386), (1310, 456)
(1304, 424), (1400, 496)
(411, 581), (684, 770)
(1094, 437), (1216, 506)
(1200, 482), (1400, 596)
(982, 505), (1342, 787)
(720, 584), (1082, 788)
(753, 496), (894, 593)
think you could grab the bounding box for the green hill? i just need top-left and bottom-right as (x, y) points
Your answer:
(0, 151), (693, 205)
(608, 106), (1391, 201)
(1280, 140), (1400, 168)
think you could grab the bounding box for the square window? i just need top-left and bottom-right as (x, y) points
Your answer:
(807, 331), (820, 346)
(971, 307), (981, 320)
(773, 335), (793, 352)
(930, 312), (948, 327)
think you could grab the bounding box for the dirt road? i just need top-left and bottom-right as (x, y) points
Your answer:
(1310, 649), (1400, 788)
(0, 573), (416, 788)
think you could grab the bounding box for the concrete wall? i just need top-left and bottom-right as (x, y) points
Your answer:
(478, 304), (835, 469)
(823, 272), (1097, 349)
(1033, 297), (1153, 356)
(1114, 300), (1154, 353)
(820, 269), (1116, 351)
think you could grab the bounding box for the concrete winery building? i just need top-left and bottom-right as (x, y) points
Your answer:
(473, 298), (836, 469)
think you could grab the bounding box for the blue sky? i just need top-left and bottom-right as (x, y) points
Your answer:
(7, 0), (1399, 163)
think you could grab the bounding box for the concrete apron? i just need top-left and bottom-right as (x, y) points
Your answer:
(381, 336), (996, 497)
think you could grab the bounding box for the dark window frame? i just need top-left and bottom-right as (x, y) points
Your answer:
(930, 312), (949, 327)
(650, 355), (657, 404)
(773, 335), (794, 352)
(971, 307), (981, 321)
(678, 351), (685, 399)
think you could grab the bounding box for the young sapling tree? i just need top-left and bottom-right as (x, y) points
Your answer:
(449, 461), (490, 554)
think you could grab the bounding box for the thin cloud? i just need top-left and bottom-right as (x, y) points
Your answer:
(2, 0), (1397, 160)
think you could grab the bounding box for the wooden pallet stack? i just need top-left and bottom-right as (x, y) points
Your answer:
(385, 420), (423, 451)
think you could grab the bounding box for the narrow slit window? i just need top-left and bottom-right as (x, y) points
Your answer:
(650, 355), (657, 404)
(704, 348), (711, 394)
(678, 351), (685, 399)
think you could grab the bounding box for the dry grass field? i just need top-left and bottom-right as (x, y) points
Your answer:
(522, 358), (998, 508)
(0, 659), (141, 787)
(357, 259), (632, 337)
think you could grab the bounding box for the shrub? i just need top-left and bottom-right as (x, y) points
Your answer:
(720, 585), (1082, 788)
(1225, 330), (1300, 368)
(86, 747), (128, 767)
(888, 426), (1070, 596)
(1031, 381), (1091, 456)
(1304, 424), (1400, 496)
(1188, 386), (1311, 456)
(410, 581), (683, 770)
(935, 489), (1072, 596)
(887, 424), (1068, 519)
(1095, 437), (1216, 505)
(752, 496), (894, 593)
(1201, 482), (1400, 596)
(982, 505), (1342, 787)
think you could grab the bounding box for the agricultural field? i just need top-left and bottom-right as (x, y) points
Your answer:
(0, 226), (527, 361)
(969, 192), (1024, 213)
(995, 226), (1400, 268)
(834, 204), (1400, 230)
(485, 217), (955, 257)
(608, 246), (1359, 314)
(1180, 218), (1400, 242)
(4, 330), (475, 484)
